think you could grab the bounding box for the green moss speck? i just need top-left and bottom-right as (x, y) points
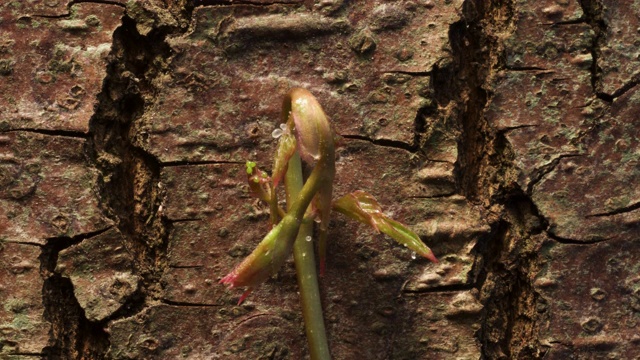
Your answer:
(3, 298), (28, 313)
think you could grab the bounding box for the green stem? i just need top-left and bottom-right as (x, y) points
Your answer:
(285, 152), (331, 360)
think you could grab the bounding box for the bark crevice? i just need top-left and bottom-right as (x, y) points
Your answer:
(441, 1), (549, 359)
(578, 0), (609, 99)
(0, 128), (88, 139)
(36, 3), (195, 357)
(86, 14), (167, 321)
(39, 230), (113, 359)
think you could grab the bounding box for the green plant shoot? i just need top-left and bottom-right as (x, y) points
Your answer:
(220, 88), (437, 360)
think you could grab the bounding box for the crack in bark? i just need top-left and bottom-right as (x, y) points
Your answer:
(578, 0), (607, 98)
(442, 1), (551, 358)
(4, 353), (44, 357)
(545, 18), (587, 26)
(95, 288), (147, 325)
(408, 193), (457, 199)
(505, 66), (551, 72)
(402, 283), (475, 294)
(475, 197), (548, 359)
(342, 92), (432, 155)
(544, 230), (610, 244)
(341, 134), (416, 153)
(598, 72), (640, 101)
(169, 264), (204, 269)
(30, 0), (126, 18)
(497, 124), (538, 134)
(168, 217), (204, 223)
(0, 128), (88, 139)
(86, 9), (192, 311)
(161, 299), (223, 307)
(40, 276), (111, 359)
(525, 153), (583, 195)
(87, 16), (168, 307)
(578, 2), (640, 100)
(39, 228), (113, 359)
(440, 17), (491, 203)
(196, 0), (299, 6)
(586, 201), (640, 217)
(0, 240), (43, 247)
(39, 227), (114, 282)
(161, 159), (244, 167)
(380, 70), (432, 77)
(29, 3), (196, 357)
(72, 0), (127, 7)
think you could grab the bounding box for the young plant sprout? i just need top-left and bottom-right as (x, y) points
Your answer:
(220, 88), (437, 360)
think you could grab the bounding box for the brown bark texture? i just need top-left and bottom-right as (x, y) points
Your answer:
(1, 0), (639, 359)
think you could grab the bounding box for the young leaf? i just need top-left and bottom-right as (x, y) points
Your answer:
(246, 161), (271, 203)
(333, 191), (438, 263)
(246, 161), (281, 225)
(272, 123), (297, 188)
(220, 215), (301, 304)
(246, 160), (257, 175)
(283, 88), (335, 165)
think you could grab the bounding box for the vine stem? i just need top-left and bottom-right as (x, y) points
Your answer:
(285, 152), (331, 360)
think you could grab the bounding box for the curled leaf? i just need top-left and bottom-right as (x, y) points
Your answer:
(333, 191), (437, 263)
(283, 88), (335, 165)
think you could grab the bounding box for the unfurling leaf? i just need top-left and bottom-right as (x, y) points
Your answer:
(246, 162), (271, 203)
(272, 122), (296, 188)
(246, 162), (281, 225)
(220, 215), (301, 304)
(246, 160), (257, 175)
(333, 191), (438, 263)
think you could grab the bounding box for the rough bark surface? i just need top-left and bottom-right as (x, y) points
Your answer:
(0, 0), (638, 359)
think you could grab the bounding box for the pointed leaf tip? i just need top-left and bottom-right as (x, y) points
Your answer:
(238, 289), (253, 305)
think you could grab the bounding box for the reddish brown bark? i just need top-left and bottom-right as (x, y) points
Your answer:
(1, 1), (638, 359)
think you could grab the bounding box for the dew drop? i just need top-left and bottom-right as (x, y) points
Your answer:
(305, 235), (312, 242)
(411, 252), (417, 260)
(280, 123), (288, 130)
(271, 128), (284, 139)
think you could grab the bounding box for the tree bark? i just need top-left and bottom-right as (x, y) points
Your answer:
(1, 0), (638, 359)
